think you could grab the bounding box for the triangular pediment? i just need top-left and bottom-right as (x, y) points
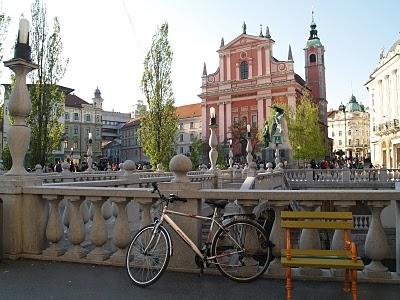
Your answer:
(219, 34), (272, 52)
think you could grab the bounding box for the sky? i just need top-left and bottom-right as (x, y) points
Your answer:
(1, 0), (400, 114)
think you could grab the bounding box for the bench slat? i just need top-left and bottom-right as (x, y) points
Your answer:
(281, 249), (351, 258)
(281, 211), (353, 220)
(281, 257), (364, 269)
(281, 220), (354, 229)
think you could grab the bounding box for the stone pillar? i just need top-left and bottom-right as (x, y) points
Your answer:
(42, 195), (65, 257)
(64, 196), (86, 259)
(267, 200), (288, 276)
(218, 102), (225, 142)
(110, 197), (130, 264)
(363, 200), (391, 279)
(87, 196), (109, 261)
(226, 54), (231, 80)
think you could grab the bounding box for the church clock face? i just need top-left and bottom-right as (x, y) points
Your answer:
(207, 75), (215, 83)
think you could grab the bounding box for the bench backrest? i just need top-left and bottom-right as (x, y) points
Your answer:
(281, 211), (353, 230)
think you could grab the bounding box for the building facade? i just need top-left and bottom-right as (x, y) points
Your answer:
(328, 95), (370, 160)
(199, 19), (326, 163)
(120, 118), (148, 163)
(64, 93), (102, 164)
(365, 39), (400, 168)
(175, 103), (202, 155)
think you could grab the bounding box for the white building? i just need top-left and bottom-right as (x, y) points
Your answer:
(328, 95), (370, 160)
(365, 39), (400, 168)
(175, 103), (202, 156)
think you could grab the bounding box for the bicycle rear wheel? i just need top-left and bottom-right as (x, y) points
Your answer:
(126, 225), (170, 287)
(211, 219), (271, 282)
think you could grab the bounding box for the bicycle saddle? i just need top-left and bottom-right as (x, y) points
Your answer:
(205, 200), (228, 209)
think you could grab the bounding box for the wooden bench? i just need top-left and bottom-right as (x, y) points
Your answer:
(280, 211), (364, 300)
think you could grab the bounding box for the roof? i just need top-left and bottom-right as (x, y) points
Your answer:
(345, 95), (363, 112)
(121, 117), (141, 129)
(294, 73), (306, 86)
(65, 94), (89, 108)
(306, 38), (323, 48)
(176, 103), (201, 119)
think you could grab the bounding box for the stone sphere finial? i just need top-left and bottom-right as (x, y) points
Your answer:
(118, 162), (124, 172)
(34, 164), (43, 174)
(123, 160), (136, 175)
(61, 161), (70, 174)
(169, 154), (192, 182)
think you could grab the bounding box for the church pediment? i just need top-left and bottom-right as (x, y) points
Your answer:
(219, 34), (271, 52)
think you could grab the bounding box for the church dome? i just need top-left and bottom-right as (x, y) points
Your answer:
(306, 38), (323, 48)
(345, 94), (362, 112)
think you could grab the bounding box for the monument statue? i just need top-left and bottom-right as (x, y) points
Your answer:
(271, 104), (285, 138)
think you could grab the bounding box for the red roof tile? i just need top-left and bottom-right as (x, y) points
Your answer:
(65, 94), (89, 108)
(176, 103), (201, 119)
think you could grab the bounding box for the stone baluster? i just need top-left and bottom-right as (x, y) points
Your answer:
(298, 201), (322, 276)
(42, 195), (65, 257)
(87, 197), (109, 261)
(266, 200), (289, 276)
(379, 167), (388, 182)
(137, 198), (153, 227)
(62, 199), (70, 229)
(80, 200), (90, 225)
(266, 162), (273, 174)
(64, 196), (86, 259)
(101, 199), (113, 222)
(110, 197), (130, 264)
(363, 200), (391, 279)
(331, 201), (356, 277)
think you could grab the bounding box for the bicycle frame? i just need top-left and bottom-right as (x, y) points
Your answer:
(146, 201), (244, 263)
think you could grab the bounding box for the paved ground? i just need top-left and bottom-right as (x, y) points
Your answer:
(0, 259), (399, 300)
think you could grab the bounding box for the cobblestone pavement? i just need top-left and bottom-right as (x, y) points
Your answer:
(0, 259), (399, 300)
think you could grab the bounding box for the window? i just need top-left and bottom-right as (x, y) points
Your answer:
(309, 54), (316, 63)
(339, 131), (342, 136)
(252, 115), (257, 128)
(190, 122), (194, 129)
(356, 139), (360, 146)
(233, 116), (239, 126)
(339, 140), (342, 145)
(348, 139), (352, 145)
(74, 127), (78, 135)
(242, 116), (247, 127)
(240, 61), (248, 80)
(180, 147), (183, 154)
(65, 112), (70, 120)
(73, 141), (78, 149)
(85, 114), (91, 122)
(332, 132), (335, 137)
(180, 133), (184, 142)
(190, 133), (194, 141)
(74, 113), (79, 121)
(65, 126), (69, 134)
(135, 149), (138, 156)
(348, 130), (351, 136)
(63, 141), (68, 149)
(180, 123), (184, 130)
(189, 146), (192, 153)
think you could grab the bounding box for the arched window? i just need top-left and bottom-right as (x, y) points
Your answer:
(240, 61), (248, 80)
(309, 54), (316, 63)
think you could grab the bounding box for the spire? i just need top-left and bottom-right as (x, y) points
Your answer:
(242, 21), (247, 34)
(220, 37), (224, 48)
(259, 24), (263, 37)
(202, 62), (207, 76)
(309, 10), (319, 40)
(265, 26), (271, 38)
(288, 45), (293, 61)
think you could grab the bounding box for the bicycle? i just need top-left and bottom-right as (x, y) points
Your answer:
(126, 182), (273, 287)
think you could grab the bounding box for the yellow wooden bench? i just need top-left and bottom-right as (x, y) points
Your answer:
(281, 211), (364, 300)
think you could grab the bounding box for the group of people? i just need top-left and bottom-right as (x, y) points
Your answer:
(310, 157), (373, 170)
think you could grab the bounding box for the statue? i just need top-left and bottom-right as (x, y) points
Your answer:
(242, 21), (247, 34)
(271, 104), (285, 138)
(262, 121), (271, 148)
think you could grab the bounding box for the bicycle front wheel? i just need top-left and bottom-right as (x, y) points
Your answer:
(211, 220), (271, 282)
(126, 225), (171, 287)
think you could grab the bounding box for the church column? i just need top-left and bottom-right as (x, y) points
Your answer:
(287, 87), (296, 113)
(265, 47), (271, 82)
(265, 95), (272, 121)
(248, 59), (253, 79)
(236, 63), (240, 80)
(257, 47), (262, 76)
(226, 54), (231, 80)
(219, 101), (225, 142)
(257, 97), (265, 131)
(201, 103), (207, 140)
(226, 100), (232, 139)
(219, 55), (224, 82)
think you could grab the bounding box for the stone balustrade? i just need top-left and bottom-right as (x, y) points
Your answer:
(2, 184), (398, 283)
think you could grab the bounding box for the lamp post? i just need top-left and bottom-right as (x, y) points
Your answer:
(246, 124), (253, 166)
(70, 147), (74, 161)
(272, 131), (282, 169)
(208, 107), (218, 172)
(86, 132), (93, 172)
(4, 17), (38, 175)
(228, 138), (233, 169)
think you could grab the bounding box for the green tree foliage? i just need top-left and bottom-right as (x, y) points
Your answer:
(2, 144), (11, 170)
(138, 23), (178, 170)
(189, 136), (202, 170)
(229, 118), (260, 160)
(28, 0), (69, 166)
(286, 90), (325, 161)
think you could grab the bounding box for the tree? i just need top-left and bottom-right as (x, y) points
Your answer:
(286, 90), (325, 162)
(28, 0), (68, 166)
(138, 23), (178, 170)
(229, 118), (260, 161)
(189, 136), (202, 170)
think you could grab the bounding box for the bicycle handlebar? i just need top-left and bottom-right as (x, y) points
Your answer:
(151, 182), (187, 203)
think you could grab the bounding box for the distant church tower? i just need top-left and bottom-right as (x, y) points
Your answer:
(304, 12), (327, 126)
(93, 86), (103, 109)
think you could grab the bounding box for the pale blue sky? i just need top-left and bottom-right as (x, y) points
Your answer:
(1, 0), (399, 113)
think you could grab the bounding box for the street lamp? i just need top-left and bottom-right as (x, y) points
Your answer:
(228, 138), (233, 169)
(86, 132), (93, 172)
(208, 107), (218, 172)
